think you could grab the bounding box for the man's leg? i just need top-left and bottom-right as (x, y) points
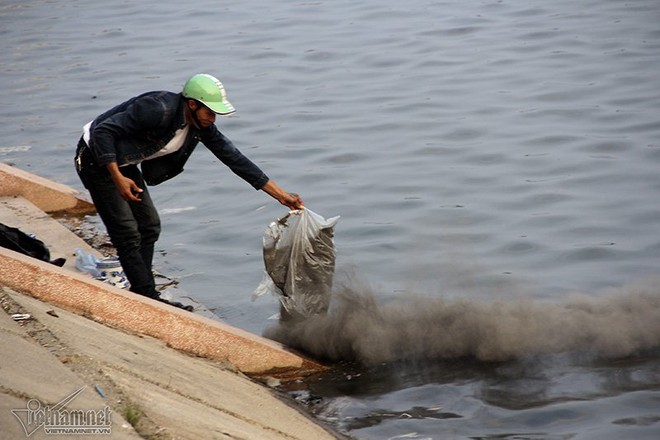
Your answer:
(120, 165), (161, 285)
(76, 153), (159, 297)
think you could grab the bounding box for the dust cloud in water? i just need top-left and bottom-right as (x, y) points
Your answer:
(264, 276), (660, 365)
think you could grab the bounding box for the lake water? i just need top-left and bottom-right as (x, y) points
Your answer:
(2, 0), (660, 438)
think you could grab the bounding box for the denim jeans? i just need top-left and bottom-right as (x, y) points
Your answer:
(75, 138), (161, 298)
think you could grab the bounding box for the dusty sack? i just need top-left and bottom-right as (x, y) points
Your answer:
(254, 208), (339, 320)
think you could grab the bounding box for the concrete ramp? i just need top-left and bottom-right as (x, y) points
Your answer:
(0, 162), (95, 215)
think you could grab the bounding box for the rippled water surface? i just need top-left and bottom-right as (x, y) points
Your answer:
(2, 0), (659, 438)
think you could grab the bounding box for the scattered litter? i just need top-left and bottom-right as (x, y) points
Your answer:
(94, 385), (106, 398)
(74, 248), (102, 278)
(74, 248), (129, 289)
(96, 258), (129, 288)
(46, 310), (59, 318)
(11, 313), (31, 322)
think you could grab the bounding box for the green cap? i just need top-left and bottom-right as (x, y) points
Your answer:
(182, 74), (235, 115)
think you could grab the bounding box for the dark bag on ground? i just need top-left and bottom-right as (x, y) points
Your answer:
(0, 222), (65, 266)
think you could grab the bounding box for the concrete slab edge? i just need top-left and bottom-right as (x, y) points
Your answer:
(0, 162), (95, 215)
(0, 247), (326, 377)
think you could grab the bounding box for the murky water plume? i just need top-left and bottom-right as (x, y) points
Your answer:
(266, 277), (660, 365)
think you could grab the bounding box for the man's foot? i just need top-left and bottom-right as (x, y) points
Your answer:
(156, 296), (194, 312)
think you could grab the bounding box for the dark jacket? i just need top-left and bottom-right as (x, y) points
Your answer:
(87, 91), (269, 188)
